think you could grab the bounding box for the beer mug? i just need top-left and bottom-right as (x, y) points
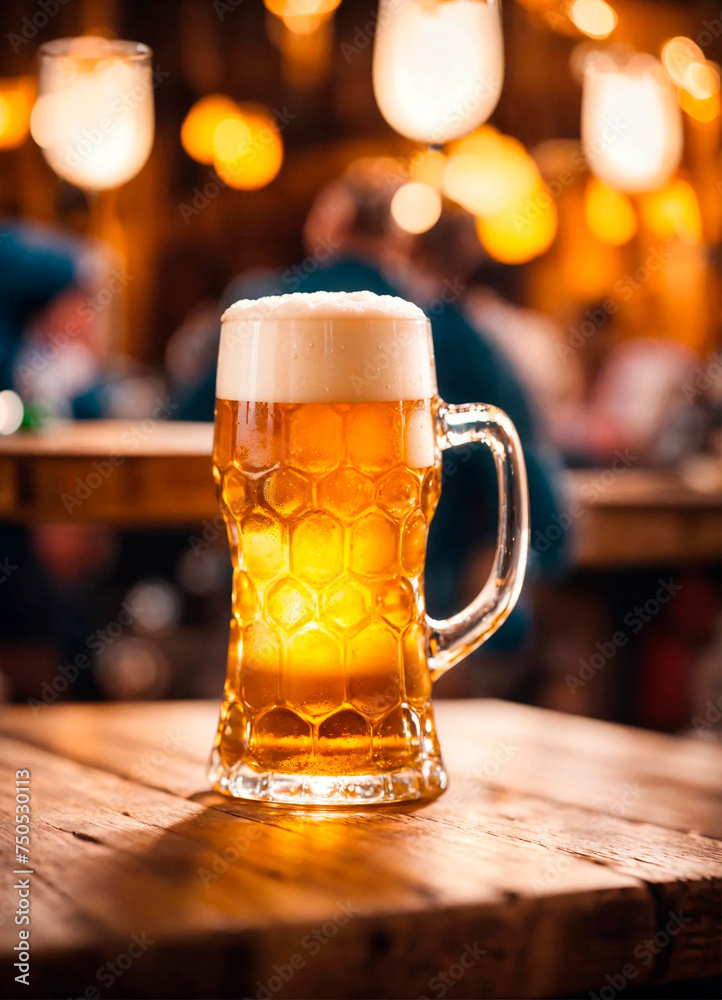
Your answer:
(209, 291), (529, 805)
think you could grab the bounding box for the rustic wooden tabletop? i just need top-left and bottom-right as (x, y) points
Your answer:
(0, 698), (719, 999)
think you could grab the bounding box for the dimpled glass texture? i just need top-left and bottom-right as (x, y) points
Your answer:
(209, 398), (446, 805)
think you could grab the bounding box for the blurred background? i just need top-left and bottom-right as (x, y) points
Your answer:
(0, 0), (719, 736)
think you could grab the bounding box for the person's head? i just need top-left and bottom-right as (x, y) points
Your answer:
(411, 208), (484, 293)
(303, 157), (411, 267)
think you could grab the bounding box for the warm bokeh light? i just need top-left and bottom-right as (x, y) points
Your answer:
(264, 0), (340, 16)
(584, 177), (637, 245)
(679, 86), (721, 123)
(390, 181), (442, 234)
(442, 127), (539, 217)
(682, 61), (720, 101)
(475, 181), (558, 263)
(0, 77), (34, 150)
(373, 0), (503, 143)
(0, 390), (24, 435)
(181, 94), (240, 164)
(212, 116), (252, 161)
(409, 149), (447, 189)
(213, 105), (283, 190)
(582, 53), (682, 193)
(640, 179), (703, 245)
(569, 0), (617, 40)
(282, 11), (325, 34)
(661, 36), (705, 88)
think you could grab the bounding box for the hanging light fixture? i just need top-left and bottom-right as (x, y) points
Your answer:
(372, 0), (503, 145)
(582, 51), (682, 193)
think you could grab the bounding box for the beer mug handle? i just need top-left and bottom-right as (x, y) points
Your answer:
(427, 403), (530, 682)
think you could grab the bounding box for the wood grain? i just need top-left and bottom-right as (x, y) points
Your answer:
(0, 699), (719, 999)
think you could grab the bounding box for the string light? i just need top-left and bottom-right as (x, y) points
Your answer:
(682, 61), (720, 101)
(584, 177), (637, 245)
(181, 94), (239, 164)
(0, 77), (34, 150)
(661, 37), (705, 88)
(476, 181), (558, 263)
(442, 127), (539, 218)
(640, 179), (703, 244)
(0, 391), (24, 435)
(679, 86), (720, 123)
(390, 182), (442, 234)
(213, 105), (283, 190)
(569, 0), (618, 40)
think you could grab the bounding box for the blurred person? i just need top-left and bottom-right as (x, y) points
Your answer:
(0, 219), (95, 393)
(585, 337), (705, 466)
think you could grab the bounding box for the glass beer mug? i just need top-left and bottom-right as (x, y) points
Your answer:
(209, 291), (529, 805)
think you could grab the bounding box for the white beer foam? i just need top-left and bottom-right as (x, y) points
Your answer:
(217, 290), (437, 404)
(221, 290), (426, 322)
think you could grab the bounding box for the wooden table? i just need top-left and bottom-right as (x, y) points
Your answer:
(0, 421), (720, 568)
(0, 699), (719, 999)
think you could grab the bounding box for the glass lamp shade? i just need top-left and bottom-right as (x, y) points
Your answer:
(31, 37), (154, 192)
(373, 0), (503, 145)
(582, 52), (682, 194)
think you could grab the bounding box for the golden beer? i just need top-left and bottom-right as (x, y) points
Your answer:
(212, 396), (442, 782)
(208, 290), (529, 805)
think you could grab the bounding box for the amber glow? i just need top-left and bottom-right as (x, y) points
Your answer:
(569, 0), (617, 40)
(212, 117), (252, 161)
(181, 94), (240, 164)
(584, 177), (637, 245)
(679, 87), (721, 123)
(662, 37), (704, 88)
(640, 179), (703, 245)
(0, 77), (34, 150)
(409, 149), (446, 190)
(212, 398), (440, 781)
(213, 105), (283, 190)
(390, 182), (442, 234)
(683, 61), (720, 101)
(442, 127), (540, 218)
(264, 0), (340, 15)
(476, 181), (558, 263)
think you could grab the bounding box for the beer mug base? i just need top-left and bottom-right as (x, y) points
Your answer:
(208, 749), (447, 807)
